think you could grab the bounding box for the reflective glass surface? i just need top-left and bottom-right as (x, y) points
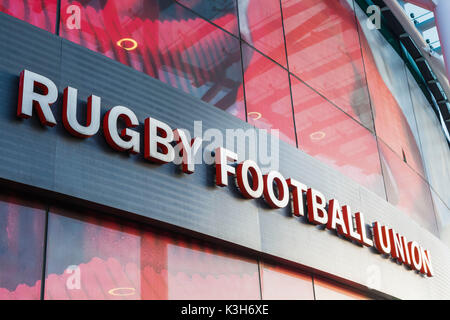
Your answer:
(356, 6), (425, 177)
(430, 188), (450, 247)
(281, 0), (374, 132)
(238, 0), (287, 67)
(260, 262), (314, 300)
(176, 0), (238, 36)
(314, 277), (370, 300)
(0, 0), (57, 32)
(166, 242), (260, 299)
(378, 140), (438, 236)
(405, 68), (450, 209)
(292, 75), (386, 199)
(44, 207), (260, 299)
(242, 43), (296, 146)
(0, 194), (46, 300)
(60, 0), (245, 119)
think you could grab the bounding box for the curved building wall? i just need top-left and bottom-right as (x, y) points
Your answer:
(0, 0), (449, 300)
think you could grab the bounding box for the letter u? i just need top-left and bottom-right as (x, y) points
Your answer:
(63, 86), (101, 138)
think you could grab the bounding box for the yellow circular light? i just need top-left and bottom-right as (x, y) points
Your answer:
(116, 38), (138, 51)
(108, 287), (136, 296)
(248, 111), (262, 120)
(310, 131), (326, 141)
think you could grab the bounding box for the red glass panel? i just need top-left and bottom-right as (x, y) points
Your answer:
(359, 22), (426, 177)
(175, 0), (238, 36)
(260, 262), (314, 300)
(243, 43), (296, 146)
(60, 0), (245, 119)
(314, 277), (370, 300)
(281, 0), (373, 132)
(0, 0), (57, 32)
(44, 207), (260, 300)
(238, 0), (287, 67)
(292, 75), (386, 199)
(378, 141), (438, 235)
(0, 194), (46, 300)
(166, 241), (260, 299)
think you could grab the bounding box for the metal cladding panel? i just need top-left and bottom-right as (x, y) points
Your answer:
(0, 13), (450, 299)
(0, 14), (61, 191)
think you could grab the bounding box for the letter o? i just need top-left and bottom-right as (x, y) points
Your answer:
(236, 160), (263, 199)
(263, 171), (289, 209)
(409, 241), (423, 271)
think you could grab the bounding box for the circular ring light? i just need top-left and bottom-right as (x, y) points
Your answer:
(247, 111), (262, 120)
(309, 131), (326, 141)
(116, 38), (138, 51)
(108, 287), (136, 297)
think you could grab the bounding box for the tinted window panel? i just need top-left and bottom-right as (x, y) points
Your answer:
(260, 262), (314, 300)
(176, 0), (239, 36)
(379, 141), (438, 235)
(314, 277), (370, 300)
(44, 207), (260, 299)
(405, 66), (450, 209)
(242, 43), (296, 146)
(0, 194), (46, 300)
(0, 0), (57, 32)
(60, 0), (245, 119)
(356, 6), (425, 177)
(238, 0), (287, 66)
(281, 0), (374, 132)
(292, 75), (386, 199)
(430, 189), (450, 247)
(166, 242), (260, 299)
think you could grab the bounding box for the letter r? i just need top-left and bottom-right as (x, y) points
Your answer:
(17, 69), (58, 127)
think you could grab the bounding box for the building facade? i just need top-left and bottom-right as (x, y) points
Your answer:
(0, 0), (449, 300)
